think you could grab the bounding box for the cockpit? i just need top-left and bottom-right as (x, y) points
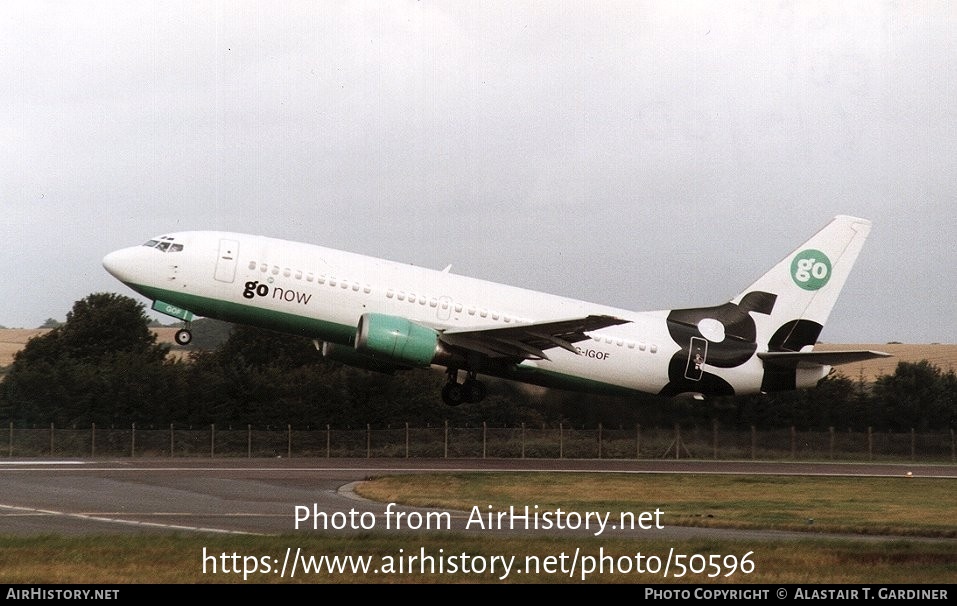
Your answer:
(142, 236), (184, 253)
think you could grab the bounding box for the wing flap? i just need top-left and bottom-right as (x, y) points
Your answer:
(439, 314), (628, 360)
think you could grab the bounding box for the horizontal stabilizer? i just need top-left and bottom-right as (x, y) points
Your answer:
(758, 350), (892, 369)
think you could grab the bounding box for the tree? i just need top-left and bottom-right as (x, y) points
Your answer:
(0, 293), (173, 425)
(871, 361), (955, 432)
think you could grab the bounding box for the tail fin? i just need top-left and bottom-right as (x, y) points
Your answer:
(661, 215), (888, 397)
(734, 214), (871, 352)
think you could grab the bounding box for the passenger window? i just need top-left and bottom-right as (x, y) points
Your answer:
(169, 244), (183, 252)
(248, 261), (257, 270)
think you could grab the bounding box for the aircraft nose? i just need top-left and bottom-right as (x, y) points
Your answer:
(102, 247), (139, 283)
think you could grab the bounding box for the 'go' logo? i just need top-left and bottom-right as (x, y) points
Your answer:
(791, 250), (831, 290)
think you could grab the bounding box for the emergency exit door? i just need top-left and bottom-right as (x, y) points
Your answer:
(214, 239), (239, 283)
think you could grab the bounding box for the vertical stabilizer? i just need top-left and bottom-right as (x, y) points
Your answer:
(733, 215), (872, 352)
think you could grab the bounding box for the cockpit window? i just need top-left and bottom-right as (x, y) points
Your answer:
(141, 237), (184, 253)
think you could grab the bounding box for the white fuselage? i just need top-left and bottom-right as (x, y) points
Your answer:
(102, 231), (726, 397)
(105, 217), (883, 401)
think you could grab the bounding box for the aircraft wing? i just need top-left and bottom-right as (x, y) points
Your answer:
(758, 350), (892, 368)
(439, 314), (629, 360)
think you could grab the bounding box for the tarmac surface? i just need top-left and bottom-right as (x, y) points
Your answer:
(0, 458), (953, 540)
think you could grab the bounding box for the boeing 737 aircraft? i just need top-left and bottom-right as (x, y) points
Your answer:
(102, 215), (889, 405)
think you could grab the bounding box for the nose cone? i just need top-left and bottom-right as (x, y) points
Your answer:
(102, 247), (140, 284)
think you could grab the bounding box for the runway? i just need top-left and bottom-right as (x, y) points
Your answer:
(0, 458), (953, 539)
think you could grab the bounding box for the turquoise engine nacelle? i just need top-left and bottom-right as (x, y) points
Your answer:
(319, 341), (407, 375)
(355, 313), (440, 367)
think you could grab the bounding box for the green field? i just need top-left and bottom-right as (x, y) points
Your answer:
(0, 473), (954, 583)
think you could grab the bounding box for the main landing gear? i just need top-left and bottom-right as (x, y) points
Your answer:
(441, 369), (487, 406)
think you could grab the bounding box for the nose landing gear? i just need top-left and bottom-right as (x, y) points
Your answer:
(174, 322), (193, 346)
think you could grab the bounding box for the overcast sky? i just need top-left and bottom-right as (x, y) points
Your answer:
(2, 1), (955, 343)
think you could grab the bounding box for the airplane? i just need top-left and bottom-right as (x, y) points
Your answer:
(102, 215), (890, 405)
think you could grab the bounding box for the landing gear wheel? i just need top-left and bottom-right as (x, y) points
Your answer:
(441, 381), (465, 406)
(174, 328), (192, 346)
(462, 378), (486, 403)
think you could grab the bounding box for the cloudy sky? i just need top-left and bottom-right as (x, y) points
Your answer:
(2, 1), (955, 343)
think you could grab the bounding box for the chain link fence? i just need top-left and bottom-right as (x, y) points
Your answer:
(4, 422), (956, 462)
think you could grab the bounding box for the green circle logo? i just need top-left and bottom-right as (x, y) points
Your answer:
(791, 250), (832, 290)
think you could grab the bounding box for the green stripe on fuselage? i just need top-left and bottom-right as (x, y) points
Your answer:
(125, 283), (355, 343)
(501, 365), (650, 399)
(122, 282), (650, 398)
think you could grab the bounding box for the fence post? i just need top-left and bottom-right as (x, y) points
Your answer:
(211, 423), (215, 458)
(8, 422), (12, 457)
(366, 424), (371, 459)
(636, 423), (640, 460)
(712, 420), (718, 460)
(287, 424), (292, 459)
(405, 423), (409, 459)
(952, 428), (955, 463)
(444, 420), (448, 459)
(50, 422), (55, 457)
(750, 425), (756, 460)
(790, 426), (796, 459)
(829, 426), (834, 460)
(326, 424), (330, 458)
(674, 424), (680, 460)
(597, 423), (602, 459)
(867, 427), (872, 461)
(169, 423), (174, 458)
(482, 422), (487, 459)
(92, 422), (96, 458)
(521, 423), (526, 459)
(248, 424), (252, 458)
(910, 428), (916, 461)
(558, 423), (564, 459)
